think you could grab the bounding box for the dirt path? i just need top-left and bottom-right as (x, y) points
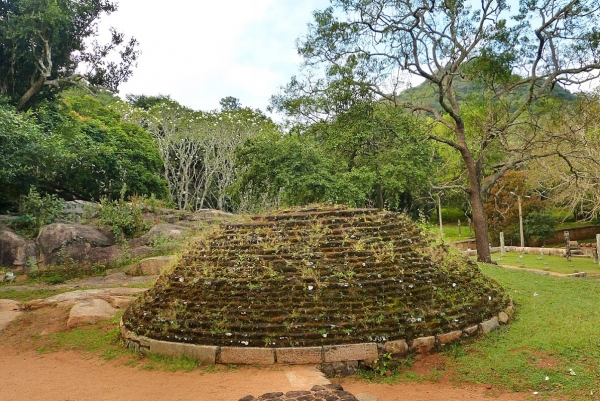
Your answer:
(0, 346), (529, 401)
(0, 272), (533, 401)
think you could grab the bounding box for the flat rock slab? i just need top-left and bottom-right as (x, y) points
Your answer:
(67, 298), (117, 329)
(284, 366), (330, 388)
(24, 287), (146, 310)
(0, 299), (22, 332)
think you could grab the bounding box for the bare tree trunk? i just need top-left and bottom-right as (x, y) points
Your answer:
(470, 187), (492, 263)
(464, 160), (491, 263)
(16, 76), (45, 110)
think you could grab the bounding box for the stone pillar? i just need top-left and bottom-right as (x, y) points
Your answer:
(564, 231), (571, 262)
(500, 232), (506, 257)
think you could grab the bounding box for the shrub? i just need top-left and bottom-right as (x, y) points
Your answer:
(97, 188), (152, 242)
(10, 187), (65, 237)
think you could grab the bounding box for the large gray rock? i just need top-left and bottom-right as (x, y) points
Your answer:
(86, 245), (122, 266)
(0, 226), (38, 271)
(37, 223), (114, 265)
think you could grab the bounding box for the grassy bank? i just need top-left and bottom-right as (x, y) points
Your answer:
(447, 264), (600, 398)
(494, 252), (600, 275)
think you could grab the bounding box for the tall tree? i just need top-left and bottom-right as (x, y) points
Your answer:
(0, 0), (138, 110)
(126, 98), (277, 212)
(282, 0), (600, 262)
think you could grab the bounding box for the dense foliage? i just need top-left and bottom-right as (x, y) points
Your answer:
(274, 0), (600, 261)
(0, 90), (168, 212)
(233, 101), (434, 213)
(0, 0), (138, 110)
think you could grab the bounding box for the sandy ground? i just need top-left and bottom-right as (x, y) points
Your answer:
(0, 346), (531, 401)
(0, 272), (532, 401)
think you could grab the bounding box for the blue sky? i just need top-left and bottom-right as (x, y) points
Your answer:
(98, 1), (331, 115)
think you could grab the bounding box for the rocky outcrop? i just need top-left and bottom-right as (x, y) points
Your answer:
(0, 227), (38, 271)
(66, 298), (118, 329)
(37, 223), (114, 265)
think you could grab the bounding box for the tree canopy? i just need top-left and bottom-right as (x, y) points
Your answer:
(277, 0), (600, 261)
(0, 0), (138, 110)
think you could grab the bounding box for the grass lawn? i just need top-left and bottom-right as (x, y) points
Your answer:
(493, 252), (600, 275)
(446, 264), (600, 398)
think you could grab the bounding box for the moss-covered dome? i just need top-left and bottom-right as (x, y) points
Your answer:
(123, 205), (509, 348)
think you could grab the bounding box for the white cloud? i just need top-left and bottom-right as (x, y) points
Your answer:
(96, 0), (330, 114)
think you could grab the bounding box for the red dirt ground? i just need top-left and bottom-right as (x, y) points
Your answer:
(0, 345), (533, 401)
(0, 292), (533, 401)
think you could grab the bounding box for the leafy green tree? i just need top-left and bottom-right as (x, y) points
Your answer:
(232, 103), (433, 213)
(231, 131), (335, 211)
(125, 97), (277, 211)
(0, 0), (138, 110)
(280, 0), (600, 262)
(33, 91), (168, 201)
(0, 103), (62, 209)
(308, 101), (434, 210)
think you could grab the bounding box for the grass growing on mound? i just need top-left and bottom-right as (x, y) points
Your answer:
(447, 264), (600, 397)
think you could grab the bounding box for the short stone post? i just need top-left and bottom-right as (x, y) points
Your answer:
(458, 219), (462, 237)
(500, 232), (506, 257)
(564, 231), (571, 262)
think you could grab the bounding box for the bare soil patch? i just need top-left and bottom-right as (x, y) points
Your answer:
(0, 308), (533, 401)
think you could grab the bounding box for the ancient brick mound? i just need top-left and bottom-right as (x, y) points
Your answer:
(123, 205), (510, 350)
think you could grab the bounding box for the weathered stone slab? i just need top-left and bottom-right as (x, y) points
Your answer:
(67, 298), (116, 329)
(355, 394), (379, 401)
(463, 325), (479, 336)
(148, 339), (217, 365)
(276, 346), (323, 364)
(410, 336), (435, 354)
(219, 347), (275, 365)
(437, 330), (462, 345)
(323, 343), (378, 363)
(480, 316), (500, 334)
(383, 339), (408, 357)
(498, 311), (510, 324)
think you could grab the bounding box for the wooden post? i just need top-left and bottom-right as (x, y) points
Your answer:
(564, 231), (571, 262)
(437, 193), (443, 239)
(500, 232), (506, 257)
(596, 234), (600, 265)
(458, 219), (461, 237)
